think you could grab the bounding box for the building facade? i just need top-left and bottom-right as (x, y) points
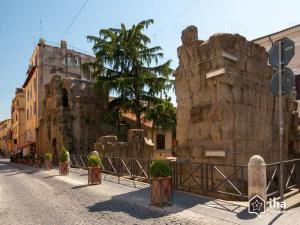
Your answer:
(22, 39), (94, 155)
(11, 88), (26, 154)
(0, 119), (12, 155)
(253, 25), (300, 101)
(121, 112), (174, 151)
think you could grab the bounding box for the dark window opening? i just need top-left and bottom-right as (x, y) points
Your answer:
(295, 75), (300, 100)
(62, 88), (69, 107)
(156, 134), (165, 150)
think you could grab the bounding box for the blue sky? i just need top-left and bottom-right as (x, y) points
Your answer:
(1, 0), (300, 121)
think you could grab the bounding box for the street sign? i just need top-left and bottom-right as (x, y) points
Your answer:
(269, 37), (295, 69)
(270, 67), (295, 96)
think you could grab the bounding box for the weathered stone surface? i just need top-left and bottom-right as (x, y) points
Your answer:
(128, 129), (144, 158)
(37, 75), (108, 161)
(248, 155), (266, 200)
(94, 129), (154, 159)
(181, 26), (198, 46)
(90, 151), (99, 156)
(98, 135), (118, 145)
(175, 25), (297, 165)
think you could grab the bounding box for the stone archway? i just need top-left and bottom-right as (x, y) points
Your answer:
(52, 138), (58, 165)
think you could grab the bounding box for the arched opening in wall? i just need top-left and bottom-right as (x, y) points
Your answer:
(62, 88), (69, 108)
(52, 138), (58, 165)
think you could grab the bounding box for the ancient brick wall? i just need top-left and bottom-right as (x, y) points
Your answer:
(175, 26), (296, 165)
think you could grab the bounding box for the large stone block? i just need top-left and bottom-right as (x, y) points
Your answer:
(98, 135), (118, 145)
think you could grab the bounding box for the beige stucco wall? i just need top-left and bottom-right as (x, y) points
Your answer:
(145, 128), (173, 150)
(11, 89), (26, 152)
(0, 119), (12, 154)
(254, 27), (300, 115)
(254, 27), (300, 75)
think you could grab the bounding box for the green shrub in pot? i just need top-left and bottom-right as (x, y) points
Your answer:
(88, 154), (101, 167)
(149, 160), (171, 178)
(44, 152), (52, 161)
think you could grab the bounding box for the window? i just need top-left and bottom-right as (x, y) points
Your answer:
(67, 56), (72, 66)
(27, 109), (29, 120)
(30, 106), (32, 118)
(34, 78), (37, 92)
(30, 86), (32, 99)
(16, 114), (17, 122)
(16, 100), (19, 107)
(34, 102), (37, 115)
(27, 90), (29, 101)
(156, 134), (165, 150)
(73, 58), (79, 67)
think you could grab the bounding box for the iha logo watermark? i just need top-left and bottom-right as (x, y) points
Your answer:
(248, 195), (266, 218)
(248, 195), (291, 218)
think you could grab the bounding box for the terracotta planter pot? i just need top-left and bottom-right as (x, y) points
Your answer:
(150, 176), (172, 206)
(28, 160), (34, 166)
(88, 167), (101, 185)
(59, 162), (69, 175)
(45, 160), (52, 170)
(35, 160), (42, 168)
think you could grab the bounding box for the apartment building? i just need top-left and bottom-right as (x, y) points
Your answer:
(253, 25), (300, 100)
(22, 39), (94, 154)
(11, 88), (26, 154)
(0, 119), (12, 155)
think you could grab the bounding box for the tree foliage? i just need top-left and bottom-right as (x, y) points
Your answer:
(145, 99), (176, 134)
(83, 19), (173, 128)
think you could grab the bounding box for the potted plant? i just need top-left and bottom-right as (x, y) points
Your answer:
(23, 155), (29, 165)
(59, 147), (70, 176)
(35, 155), (42, 168)
(149, 160), (172, 206)
(16, 154), (21, 163)
(88, 152), (101, 185)
(10, 154), (16, 163)
(28, 155), (34, 166)
(44, 152), (52, 170)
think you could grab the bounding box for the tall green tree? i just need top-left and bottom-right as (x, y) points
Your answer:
(145, 99), (176, 140)
(83, 19), (173, 128)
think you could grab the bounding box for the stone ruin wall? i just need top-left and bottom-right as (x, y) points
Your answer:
(37, 75), (107, 163)
(175, 26), (298, 166)
(94, 129), (155, 159)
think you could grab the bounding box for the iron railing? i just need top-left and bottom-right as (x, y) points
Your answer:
(70, 154), (300, 200)
(70, 154), (248, 199)
(266, 158), (300, 198)
(70, 154), (152, 185)
(170, 161), (248, 200)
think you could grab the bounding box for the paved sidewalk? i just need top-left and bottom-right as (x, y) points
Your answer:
(57, 167), (300, 225)
(3, 160), (300, 224)
(65, 167), (300, 225)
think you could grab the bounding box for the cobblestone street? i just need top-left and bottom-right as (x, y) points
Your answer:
(0, 159), (235, 225)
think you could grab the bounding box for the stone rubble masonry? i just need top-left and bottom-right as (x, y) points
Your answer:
(37, 75), (108, 163)
(94, 129), (155, 159)
(175, 25), (298, 166)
